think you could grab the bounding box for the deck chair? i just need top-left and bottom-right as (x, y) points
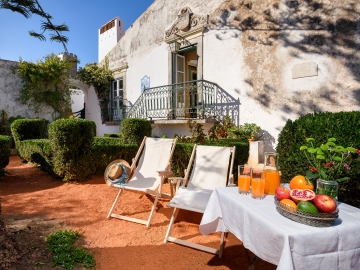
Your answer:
(164, 144), (236, 258)
(106, 136), (177, 227)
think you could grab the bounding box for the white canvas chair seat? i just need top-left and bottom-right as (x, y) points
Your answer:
(168, 187), (213, 212)
(164, 144), (236, 258)
(107, 136), (177, 227)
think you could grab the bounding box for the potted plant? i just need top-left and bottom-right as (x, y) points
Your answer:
(242, 123), (261, 142)
(300, 137), (357, 200)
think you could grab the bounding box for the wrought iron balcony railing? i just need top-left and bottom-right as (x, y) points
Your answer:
(126, 79), (239, 124)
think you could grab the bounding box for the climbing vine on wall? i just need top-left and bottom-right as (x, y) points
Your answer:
(77, 61), (113, 123)
(16, 53), (73, 118)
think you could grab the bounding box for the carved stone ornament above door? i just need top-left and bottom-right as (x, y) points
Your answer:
(165, 7), (208, 42)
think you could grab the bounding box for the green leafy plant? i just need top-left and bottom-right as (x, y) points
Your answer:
(46, 230), (95, 270)
(300, 137), (357, 182)
(208, 115), (234, 140)
(16, 53), (73, 118)
(77, 61), (113, 123)
(241, 123), (261, 139)
(121, 118), (152, 145)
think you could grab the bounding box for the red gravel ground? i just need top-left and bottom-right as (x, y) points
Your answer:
(0, 155), (276, 269)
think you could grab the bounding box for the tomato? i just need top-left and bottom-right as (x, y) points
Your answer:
(280, 198), (297, 211)
(290, 175), (314, 190)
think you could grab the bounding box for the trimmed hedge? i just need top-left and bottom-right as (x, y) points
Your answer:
(19, 139), (53, 173)
(277, 111), (360, 207)
(11, 118), (47, 157)
(0, 135), (11, 173)
(48, 119), (96, 181)
(121, 118), (152, 145)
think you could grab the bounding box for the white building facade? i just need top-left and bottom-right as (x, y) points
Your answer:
(98, 17), (125, 63)
(94, 0), (360, 150)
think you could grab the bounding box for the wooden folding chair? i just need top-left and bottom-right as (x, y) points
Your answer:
(106, 136), (177, 227)
(164, 144), (236, 258)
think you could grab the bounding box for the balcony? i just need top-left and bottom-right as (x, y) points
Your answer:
(126, 80), (239, 124)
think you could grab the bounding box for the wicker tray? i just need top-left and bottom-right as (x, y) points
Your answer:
(274, 198), (339, 227)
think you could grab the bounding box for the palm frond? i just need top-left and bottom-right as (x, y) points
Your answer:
(50, 34), (69, 44)
(29, 30), (46, 41)
(0, 0), (32, 18)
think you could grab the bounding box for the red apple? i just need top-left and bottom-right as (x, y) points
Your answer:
(313, 194), (337, 213)
(275, 186), (291, 201)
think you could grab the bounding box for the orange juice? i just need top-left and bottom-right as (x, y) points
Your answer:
(251, 178), (265, 198)
(238, 175), (251, 193)
(264, 169), (280, 195)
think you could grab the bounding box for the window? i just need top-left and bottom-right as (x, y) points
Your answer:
(110, 78), (124, 121)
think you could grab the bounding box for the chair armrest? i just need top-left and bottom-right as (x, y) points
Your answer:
(157, 170), (173, 177)
(168, 177), (186, 193)
(168, 177), (185, 184)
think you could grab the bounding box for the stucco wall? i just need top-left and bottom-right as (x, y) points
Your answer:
(0, 59), (54, 122)
(101, 0), (360, 149)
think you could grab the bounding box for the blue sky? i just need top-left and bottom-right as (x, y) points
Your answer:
(0, 0), (154, 67)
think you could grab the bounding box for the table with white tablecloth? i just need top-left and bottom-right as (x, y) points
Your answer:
(199, 187), (360, 270)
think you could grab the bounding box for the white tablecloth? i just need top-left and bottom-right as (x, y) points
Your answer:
(199, 187), (360, 270)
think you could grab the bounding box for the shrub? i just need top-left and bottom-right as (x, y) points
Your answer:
(276, 111), (360, 208)
(11, 118), (47, 156)
(48, 118), (96, 181)
(19, 139), (53, 173)
(89, 137), (137, 174)
(0, 135), (11, 173)
(121, 118), (152, 145)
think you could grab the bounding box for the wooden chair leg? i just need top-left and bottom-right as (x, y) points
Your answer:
(164, 208), (179, 243)
(146, 191), (160, 227)
(107, 189), (122, 218)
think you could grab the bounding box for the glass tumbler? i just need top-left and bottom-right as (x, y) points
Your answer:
(238, 165), (252, 194)
(251, 169), (265, 200)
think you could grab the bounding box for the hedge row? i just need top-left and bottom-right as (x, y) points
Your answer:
(12, 119), (249, 181)
(0, 135), (11, 173)
(277, 111), (360, 208)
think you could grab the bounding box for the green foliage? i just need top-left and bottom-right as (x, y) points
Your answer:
(18, 139), (53, 173)
(16, 53), (72, 118)
(0, 135), (11, 173)
(276, 111), (360, 207)
(208, 115), (235, 139)
(48, 118), (96, 181)
(300, 137), (356, 182)
(175, 120), (206, 143)
(103, 133), (122, 139)
(12, 118), (249, 183)
(0, 110), (9, 135)
(77, 62), (113, 101)
(241, 123), (261, 138)
(46, 230), (96, 270)
(121, 118), (152, 145)
(227, 126), (248, 140)
(11, 118), (47, 156)
(77, 62), (113, 123)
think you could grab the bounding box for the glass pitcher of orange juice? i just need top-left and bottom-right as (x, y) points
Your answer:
(263, 152), (280, 195)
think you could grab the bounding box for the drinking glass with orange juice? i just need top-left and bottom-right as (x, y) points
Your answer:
(264, 152), (280, 195)
(238, 165), (252, 194)
(251, 169), (265, 199)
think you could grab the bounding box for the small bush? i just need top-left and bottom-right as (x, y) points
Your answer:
(276, 111), (360, 208)
(19, 139), (53, 173)
(0, 135), (11, 173)
(121, 118), (152, 145)
(11, 118), (47, 152)
(48, 118), (96, 181)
